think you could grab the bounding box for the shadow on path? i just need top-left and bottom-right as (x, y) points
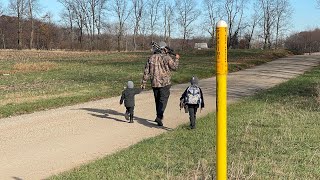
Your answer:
(12, 177), (23, 180)
(79, 108), (172, 131)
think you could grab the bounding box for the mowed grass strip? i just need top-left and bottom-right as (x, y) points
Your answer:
(49, 67), (320, 179)
(0, 49), (290, 118)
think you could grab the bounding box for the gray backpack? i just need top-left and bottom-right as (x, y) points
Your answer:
(185, 85), (201, 105)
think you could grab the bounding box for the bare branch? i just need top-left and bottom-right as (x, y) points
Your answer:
(175, 0), (200, 49)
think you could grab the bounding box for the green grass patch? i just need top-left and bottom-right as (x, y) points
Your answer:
(0, 49), (290, 118)
(49, 66), (319, 179)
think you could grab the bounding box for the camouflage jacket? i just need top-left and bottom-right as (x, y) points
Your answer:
(142, 53), (179, 88)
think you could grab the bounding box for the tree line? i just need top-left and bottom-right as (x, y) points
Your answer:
(0, 0), (313, 52)
(285, 29), (320, 55)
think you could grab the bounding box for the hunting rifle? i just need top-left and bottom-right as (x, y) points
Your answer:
(150, 41), (176, 56)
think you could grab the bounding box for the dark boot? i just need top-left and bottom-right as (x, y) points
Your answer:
(155, 117), (163, 126)
(124, 111), (129, 120)
(129, 114), (134, 123)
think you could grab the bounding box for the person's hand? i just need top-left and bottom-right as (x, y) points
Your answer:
(141, 84), (146, 89)
(175, 54), (180, 60)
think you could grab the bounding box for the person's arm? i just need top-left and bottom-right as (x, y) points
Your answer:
(200, 88), (205, 108)
(134, 88), (143, 94)
(120, 91), (125, 105)
(141, 59), (150, 89)
(167, 54), (180, 71)
(180, 87), (188, 101)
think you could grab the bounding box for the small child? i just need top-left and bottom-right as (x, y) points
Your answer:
(120, 81), (142, 123)
(180, 76), (205, 129)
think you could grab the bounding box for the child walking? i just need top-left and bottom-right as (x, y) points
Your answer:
(120, 81), (142, 123)
(180, 76), (205, 129)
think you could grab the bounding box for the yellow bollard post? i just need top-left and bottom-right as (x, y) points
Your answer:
(216, 20), (228, 180)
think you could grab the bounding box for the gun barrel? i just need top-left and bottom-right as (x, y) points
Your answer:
(151, 41), (176, 56)
(165, 46), (176, 56)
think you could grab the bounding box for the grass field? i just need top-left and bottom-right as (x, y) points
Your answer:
(0, 49), (290, 118)
(49, 66), (320, 179)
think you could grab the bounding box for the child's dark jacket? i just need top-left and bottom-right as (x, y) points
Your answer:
(120, 88), (142, 107)
(180, 85), (205, 108)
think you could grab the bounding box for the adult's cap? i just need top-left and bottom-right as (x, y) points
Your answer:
(158, 41), (167, 48)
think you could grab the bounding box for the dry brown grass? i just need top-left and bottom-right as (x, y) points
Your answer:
(0, 49), (109, 61)
(176, 159), (214, 180)
(13, 61), (58, 72)
(0, 61), (58, 74)
(190, 159), (213, 180)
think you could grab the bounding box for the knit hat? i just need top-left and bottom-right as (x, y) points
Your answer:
(127, 81), (134, 88)
(158, 41), (167, 49)
(190, 76), (198, 85)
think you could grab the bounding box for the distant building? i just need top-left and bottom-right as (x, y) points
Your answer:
(194, 43), (208, 49)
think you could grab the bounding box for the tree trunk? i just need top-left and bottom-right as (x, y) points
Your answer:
(117, 34), (121, 52)
(29, 0), (34, 49)
(30, 20), (34, 49)
(2, 30), (5, 49)
(18, 20), (22, 50)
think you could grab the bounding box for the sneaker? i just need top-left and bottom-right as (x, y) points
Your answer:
(124, 112), (129, 120)
(155, 117), (163, 126)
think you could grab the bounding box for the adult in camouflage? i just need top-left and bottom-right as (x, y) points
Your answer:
(141, 41), (180, 126)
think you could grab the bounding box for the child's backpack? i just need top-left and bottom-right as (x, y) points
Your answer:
(185, 85), (201, 105)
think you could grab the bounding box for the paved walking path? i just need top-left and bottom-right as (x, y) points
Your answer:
(0, 55), (319, 179)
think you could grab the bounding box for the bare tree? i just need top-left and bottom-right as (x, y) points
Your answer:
(9, 0), (28, 49)
(58, 0), (108, 50)
(202, 0), (220, 47)
(58, 0), (76, 49)
(317, 0), (320, 8)
(110, 0), (131, 52)
(175, 0), (200, 49)
(39, 12), (54, 50)
(258, 0), (276, 49)
(146, 0), (161, 41)
(132, 0), (144, 51)
(245, 1), (262, 49)
(163, 1), (175, 46)
(75, 0), (94, 49)
(95, 0), (107, 36)
(88, 0), (97, 50)
(286, 30), (320, 54)
(71, 0), (86, 48)
(139, 8), (149, 49)
(94, 0), (107, 49)
(74, 0), (102, 50)
(87, 0), (107, 50)
(274, 0), (292, 49)
(27, 0), (40, 49)
(0, 2), (3, 15)
(224, 0), (247, 48)
(0, 2), (5, 49)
